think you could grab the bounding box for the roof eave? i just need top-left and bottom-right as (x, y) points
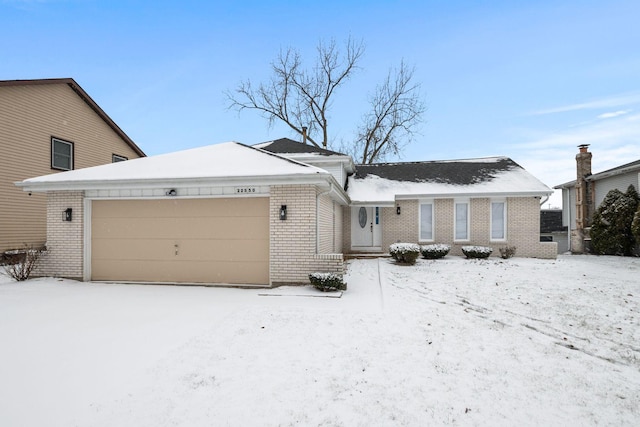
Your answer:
(587, 164), (640, 182)
(16, 171), (345, 195)
(394, 190), (552, 199)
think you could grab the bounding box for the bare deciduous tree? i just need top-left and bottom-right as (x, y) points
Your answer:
(227, 38), (425, 163)
(227, 38), (364, 149)
(352, 61), (425, 164)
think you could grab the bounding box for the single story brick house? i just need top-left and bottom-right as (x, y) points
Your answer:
(17, 138), (556, 286)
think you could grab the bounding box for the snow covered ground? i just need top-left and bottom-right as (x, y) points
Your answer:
(1, 255), (638, 426)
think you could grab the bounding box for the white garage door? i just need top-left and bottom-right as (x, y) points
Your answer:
(91, 198), (269, 285)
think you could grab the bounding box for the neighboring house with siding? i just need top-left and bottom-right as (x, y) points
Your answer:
(16, 137), (555, 287)
(555, 145), (640, 253)
(0, 78), (145, 253)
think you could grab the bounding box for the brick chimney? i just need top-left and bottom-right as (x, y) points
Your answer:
(573, 144), (594, 252)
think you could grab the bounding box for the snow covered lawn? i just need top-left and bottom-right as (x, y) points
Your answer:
(1, 255), (639, 426)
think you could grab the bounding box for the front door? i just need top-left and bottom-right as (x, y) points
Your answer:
(351, 206), (382, 250)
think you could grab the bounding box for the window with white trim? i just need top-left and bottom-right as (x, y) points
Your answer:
(491, 200), (506, 241)
(112, 154), (128, 162)
(51, 138), (73, 171)
(419, 202), (434, 241)
(454, 200), (469, 241)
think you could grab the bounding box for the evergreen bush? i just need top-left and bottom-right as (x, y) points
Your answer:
(420, 244), (450, 259)
(632, 206), (640, 246)
(461, 245), (493, 259)
(389, 243), (421, 265)
(590, 185), (639, 256)
(309, 272), (346, 292)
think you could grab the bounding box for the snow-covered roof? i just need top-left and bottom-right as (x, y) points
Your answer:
(348, 157), (552, 204)
(17, 142), (336, 191)
(255, 138), (347, 157)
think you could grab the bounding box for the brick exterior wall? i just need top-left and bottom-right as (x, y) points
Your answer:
(344, 197), (556, 259)
(381, 200), (418, 249)
(270, 185), (343, 285)
(35, 191), (84, 279)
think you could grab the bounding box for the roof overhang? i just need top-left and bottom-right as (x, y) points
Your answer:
(273, 153), (356, 174)
(350, 190), (552, 206)
(16, 172), (351, 205)
(395, 190), (552, 200)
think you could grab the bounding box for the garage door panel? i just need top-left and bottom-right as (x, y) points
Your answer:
(92, 260), (269, 284)
(92, 198), (267, 218)
(93, 238), (269, 262)
(91, 198), (269, 284)
(92, 215), (268, 240)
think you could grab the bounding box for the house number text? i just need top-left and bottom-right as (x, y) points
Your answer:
(235, 187), (257, 194)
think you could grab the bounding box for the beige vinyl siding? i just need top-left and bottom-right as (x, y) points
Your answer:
(594, 173), (640, 207)
(317, 191), (333, 254)
(333, 201), (343, 252)
(0, 83), (143, 252)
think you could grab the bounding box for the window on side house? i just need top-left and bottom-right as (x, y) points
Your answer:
(51, 138), (73, 171)
(454, 201), (469, 241)
(491, 200), (506, 240)
(112, 154), (128, 162)
(419, 202), (434, 241)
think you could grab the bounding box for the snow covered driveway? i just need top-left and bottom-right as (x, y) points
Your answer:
(1, 255), (638, 426)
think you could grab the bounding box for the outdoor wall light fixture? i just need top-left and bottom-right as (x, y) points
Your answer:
(166, 189), (177, 197)
(63, 208), (72, 222)
(279, 205), (287, 220)
(396, 205), (401, 215)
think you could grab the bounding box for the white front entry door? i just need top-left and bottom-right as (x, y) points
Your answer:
(351, 206), (382, 250)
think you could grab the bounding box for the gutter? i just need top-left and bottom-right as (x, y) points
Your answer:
(16, 172), (338, 193)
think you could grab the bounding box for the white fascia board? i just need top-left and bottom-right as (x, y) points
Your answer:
(554, 180), (576, 190)
(16, 172), (337, 193)
(349, 200), (395, 207)
(280, 154), (356, 173)
(394, 190), (553, 200)
(587, 165), (640, 181)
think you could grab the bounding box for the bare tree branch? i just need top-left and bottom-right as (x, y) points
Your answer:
(353, 61), (425, 163)
(226, 37), (364, 148)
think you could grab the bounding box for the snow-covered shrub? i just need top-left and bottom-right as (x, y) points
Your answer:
(591, 185), (639, 256)
(420, 244), (450, 259)
(389, 243), (421, 265)
(499, 246), (516, 259)
(309, 272), (346, 292)
(461, 245), (493, 259)
(2, 245), (46, 281)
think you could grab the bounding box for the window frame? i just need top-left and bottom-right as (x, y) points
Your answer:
(454, 199), (470, 242)
(112, 154), (128, 163)
(490, 198), (507, 241)
(418, 199), (434, 242)
(51, 137), (74, 171)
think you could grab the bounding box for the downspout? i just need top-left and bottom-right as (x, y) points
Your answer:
(316, 183), (333, 254)
(566, 188), (572, 252)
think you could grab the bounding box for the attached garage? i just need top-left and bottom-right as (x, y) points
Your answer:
(90, 197), (269, 285)
(17, 141), (348, 286)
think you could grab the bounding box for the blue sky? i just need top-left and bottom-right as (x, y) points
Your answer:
(3, 0), (640, 207)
